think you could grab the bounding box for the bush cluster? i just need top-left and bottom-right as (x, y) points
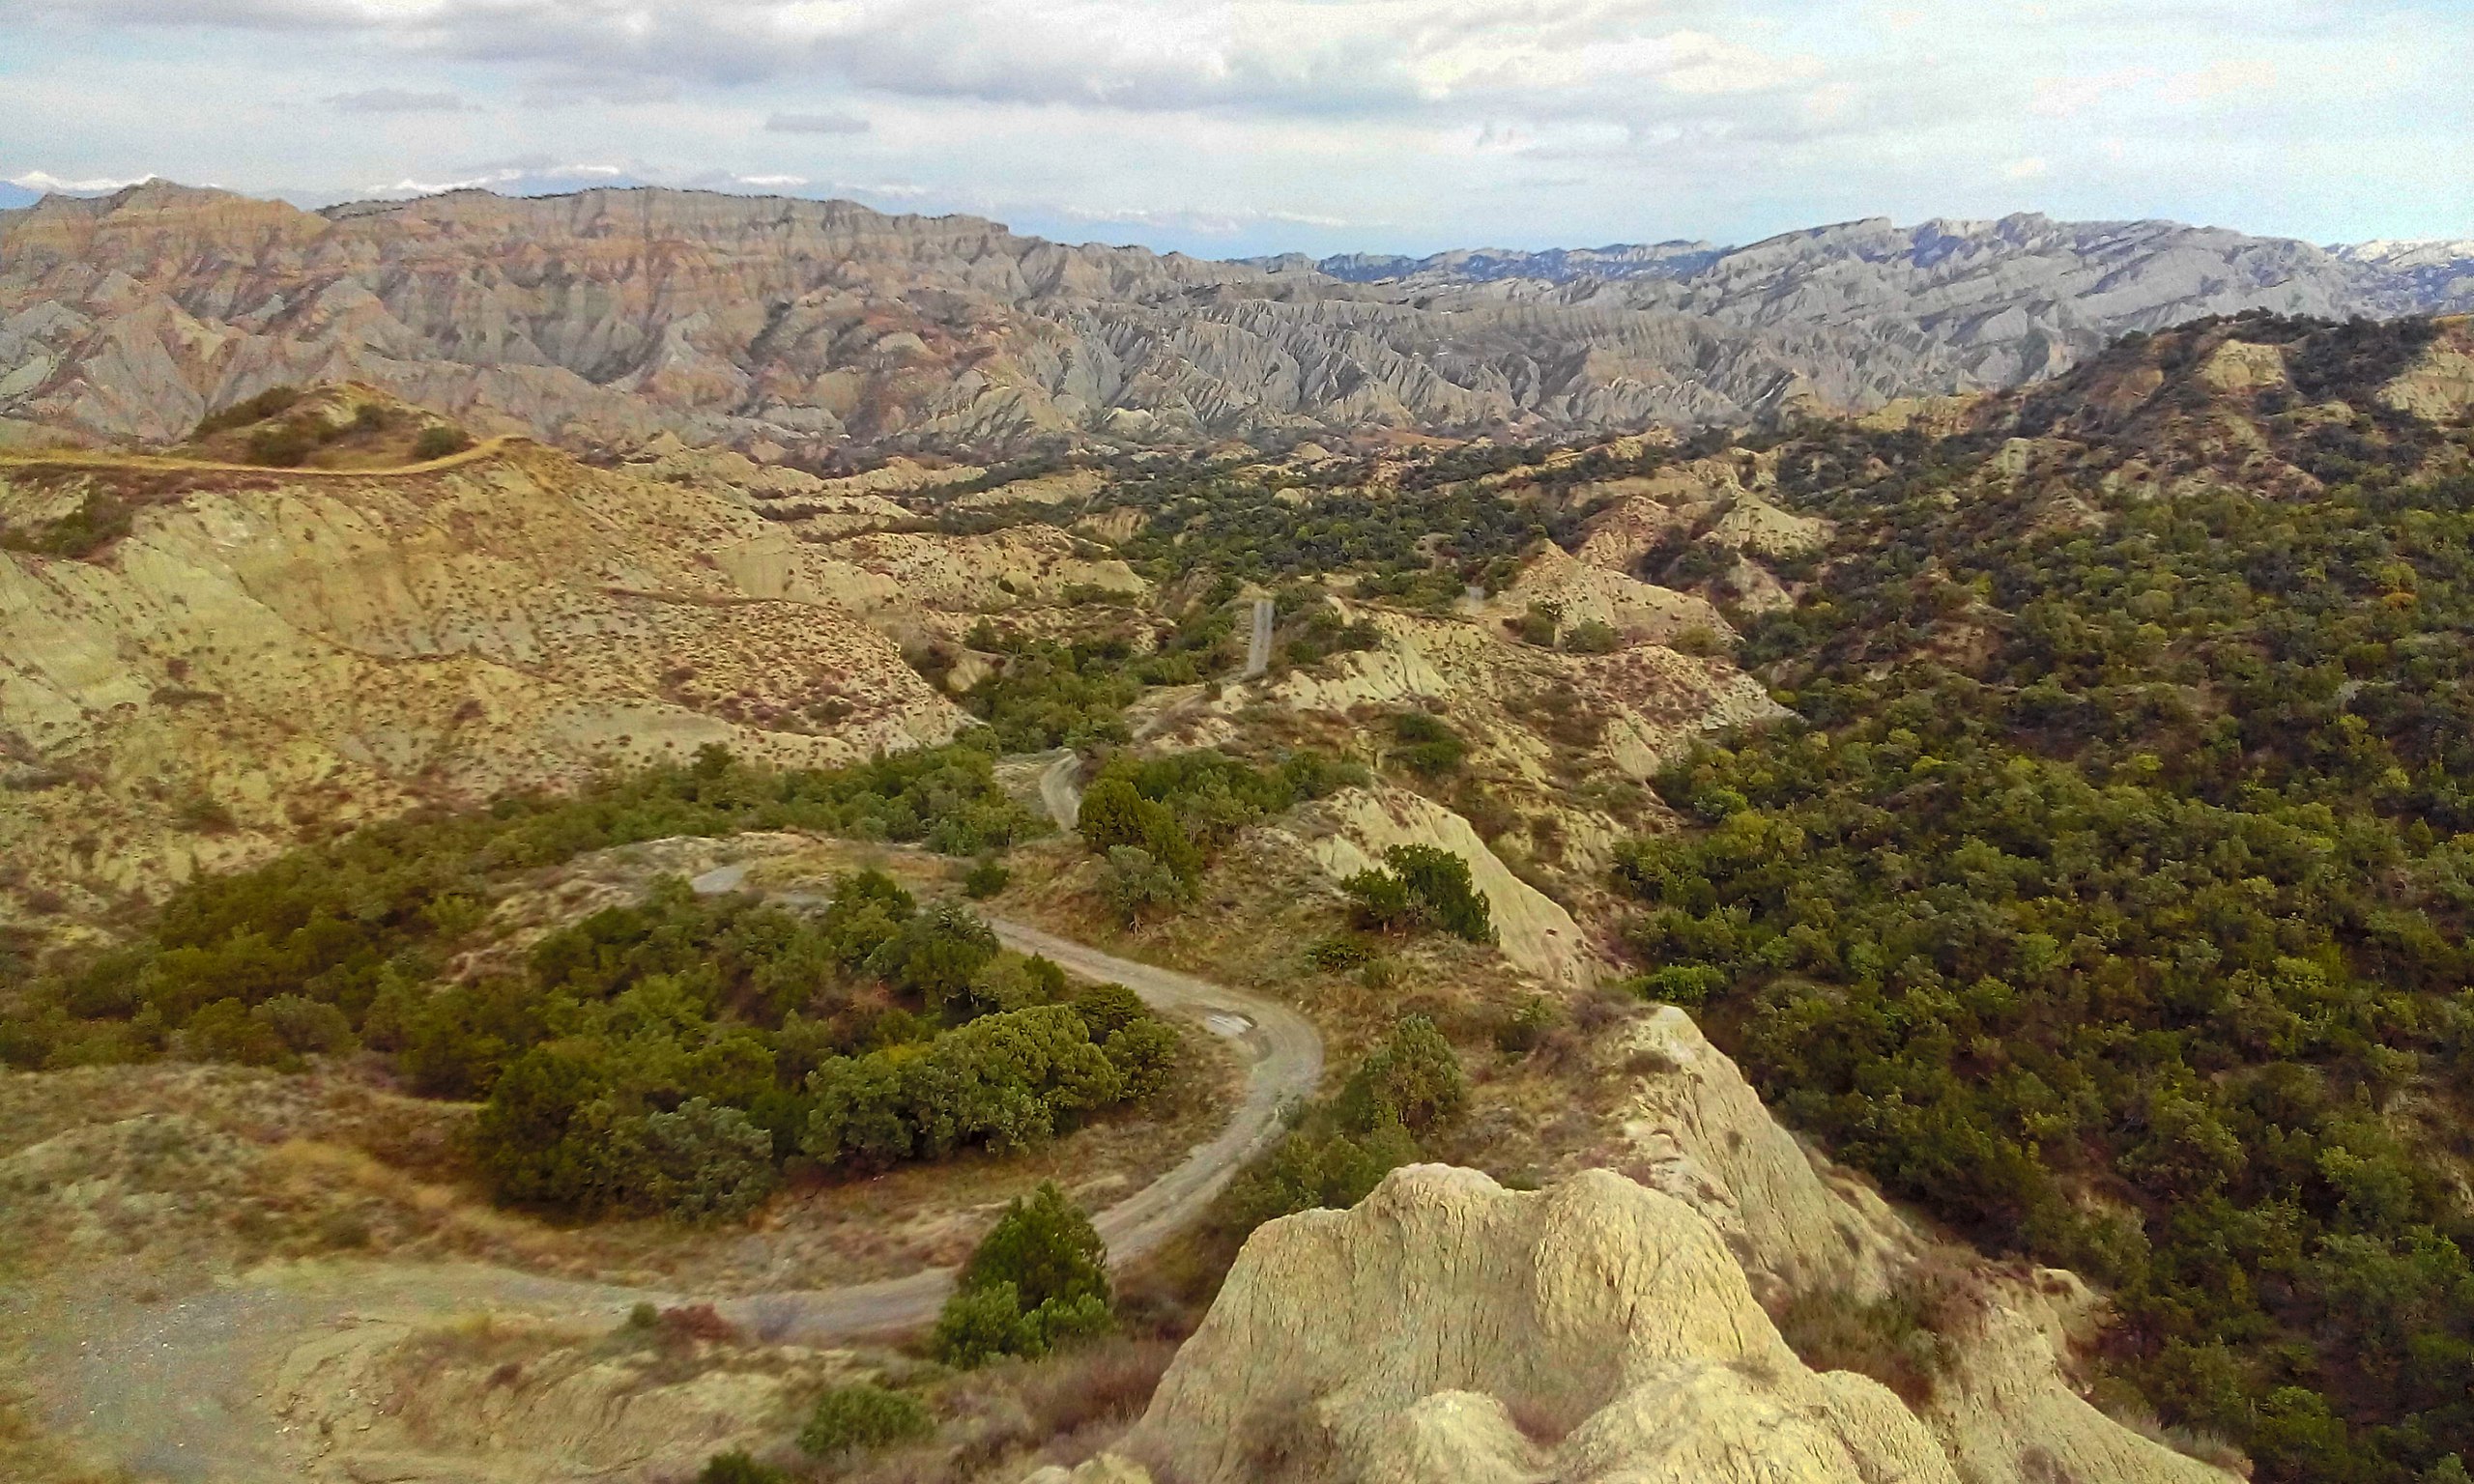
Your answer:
(933, 1183), (1113, 1367)
(1342, 844), (1494, 944)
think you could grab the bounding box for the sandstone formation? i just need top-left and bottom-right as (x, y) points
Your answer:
(0, 429), (961, 925)
(1028, 1013), (2237, 1484)
(1298, 784), (1597, 989)
(6, 185), (2466, 458)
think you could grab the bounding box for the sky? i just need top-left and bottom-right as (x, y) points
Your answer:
(3, 0), (2468, 259)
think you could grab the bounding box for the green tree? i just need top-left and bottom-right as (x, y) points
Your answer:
(933, 1182), (1113, 1366)
(1338, 1015), (1467, 1134)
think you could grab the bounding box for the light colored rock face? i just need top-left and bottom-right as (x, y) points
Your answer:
(1606, 1010), (2234, 1484)
(0, 440), (963, 923)
(1491, 544), (1725, 645)
(7, 186), (2464, 458)
(1300, 785), (1597, 988)
(2378, 317), (2474, 422)
(1108, 1166), (1961, 1484)
(1615, 1008), (1919, 1308)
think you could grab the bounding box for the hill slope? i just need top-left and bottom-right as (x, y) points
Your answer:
(3, 185), (2465, 458)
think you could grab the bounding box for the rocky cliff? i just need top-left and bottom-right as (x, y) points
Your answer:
(5, 185), (2464, 458)
(1032, 1010), (2236, 1484)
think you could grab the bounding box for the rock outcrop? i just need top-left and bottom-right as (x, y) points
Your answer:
(1030, 1011), (2236, 1484)
(1299, 785), (1597, 989)
(6, 186), (2465, 458)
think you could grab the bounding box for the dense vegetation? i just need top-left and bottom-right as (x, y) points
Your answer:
(1620, 317), (2474, 1482)
(0, 742), (1211, 1217)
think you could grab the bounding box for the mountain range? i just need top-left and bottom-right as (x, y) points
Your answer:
(2, 181), (2468, 459)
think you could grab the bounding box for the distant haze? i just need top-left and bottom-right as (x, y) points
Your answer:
(2, 1), (2468, 257)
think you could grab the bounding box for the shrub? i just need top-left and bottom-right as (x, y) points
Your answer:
(1070, 982), (1149, 1042)
(697, 1451), (789, 1484)
(413, 424), (474, 461)
(801, 1006), (1126, 1168)
(935, 1182), (1113, 1366)
(251, 994), (356, 1056)
(1226, 1120), (1420, 1231)
(1495, 994), (1554, 1054)
(1346, 845), (1493, 944)
(1563, 619), (1621, 654)
(796, 1383), (934, 1458)
(1102, 1018), (1182, 1101)
(625, 1098), (777, 1223)
(1631, 963), (1728, 1009)
(1304, 934), (1375, 971)
(962, 856), (1011, 899)
(1338, 1015), (1467, 1134)
(1509, 602), (1559, 646)
(1101, 844), (1191, 924)
(1389, 712), (1467, 776)
(191, 385), (301, 439)
(245, 423), (314, 467)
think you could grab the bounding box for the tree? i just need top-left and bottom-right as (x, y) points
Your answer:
(1338, 1015), (1467, 1134)
(1101, 844), (1190, 923)
(934, 1182), (1113, 1366)
(1076, 778), (1152, 854)
(625, 1098), (777, 1222)
(1383, 845), (1494, 943)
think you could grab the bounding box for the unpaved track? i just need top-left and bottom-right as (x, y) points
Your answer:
(0, 435), (521, 479)
(26, 894), (1321, 1474)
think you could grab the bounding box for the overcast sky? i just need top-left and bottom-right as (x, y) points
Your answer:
(3, 0), (2467, 257)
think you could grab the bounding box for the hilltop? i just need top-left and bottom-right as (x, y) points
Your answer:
(2, 183), (2466, 461)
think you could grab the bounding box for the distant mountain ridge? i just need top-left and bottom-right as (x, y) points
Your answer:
(1, 183), (2465, 458)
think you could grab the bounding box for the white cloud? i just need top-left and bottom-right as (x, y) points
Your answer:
(6, 168), (158, 192)
(765, 111), (868, 134)
(328, 87), (468, 112)
(2003, 156), (2050, 181)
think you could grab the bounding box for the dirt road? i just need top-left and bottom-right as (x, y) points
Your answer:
(25, 899), (1321, 1474)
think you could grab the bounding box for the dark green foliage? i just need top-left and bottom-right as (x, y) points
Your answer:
(1337, 1015), (1467, 1134)
(1100, 845), (1190, 923)
(962, 857), (1011, 898)
(697, 1451), (790, 1484)
(246, 423), (314, 467)
(1510, 602), (1559, 646)
(1495, 994), (1554, 1054)
(190, 385), (302, 439)
(934, 1182), (1113, 1366)
(1344, 845), (1494, 943)
(1225, 1120), (1420, 1231)
(0, 743), (1044, 1073)
(0, 489), (134, 557)
(1079, 748), (1362, 898)
(412, 424), (473, 461)
(796, 1383), (933, 1457)
(1562, 619), (1621, 654)
(862, 904), (1000, 1013)
(961, 635), (1142, 750)
(1387, 712), (1468, 777)
(801, 1005), (1128, 1167)
(1625, 322), (2474, 1483)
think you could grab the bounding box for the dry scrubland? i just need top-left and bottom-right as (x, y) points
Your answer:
(5, 312), (2472, 1482)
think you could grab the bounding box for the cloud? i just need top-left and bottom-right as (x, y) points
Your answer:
(6, 168), (159, 193)
(2003, 156), (2050, 181)
(328, 87), (469, 113)
(766, 111), (869, 134)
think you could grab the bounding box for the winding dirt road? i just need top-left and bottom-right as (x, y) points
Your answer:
(26, 893), (1320, 1477)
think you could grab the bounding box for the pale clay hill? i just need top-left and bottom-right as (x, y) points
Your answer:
(0, 420), (983, 920)
(3, 182), (2468, 459)
(1031, 1010), (2229, 1484)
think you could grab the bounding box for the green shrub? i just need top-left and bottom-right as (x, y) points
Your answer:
(1069, 982), (1149, 1042)
(1345, 845), (1493, 944)
(1102, 1018), (1182, 1100)
(802, 1006), (1126, 1168)
(1510, 602), (1559, 646)
(1563, 619), (1621, 654)
(251, 994), (356, 1056)
(934, 1182), (1113, 1367)
(1388, 712), (1467, 776)
(1631, 963), (1728, 1009)
(1495, 994), (1554, 1054)
(191, 385), (302, 439)
(696, 1451), (788, 1484)
(1338, 1015), (1466, 1135)
(1225, 1120), (1419, 1231)
(245, 423), (314, 467)
(412, 424), (474, 461)
(796, 1383), (933, 1458)
(1100, 844), (1190, 924)
(962, 857), (1011, 898)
